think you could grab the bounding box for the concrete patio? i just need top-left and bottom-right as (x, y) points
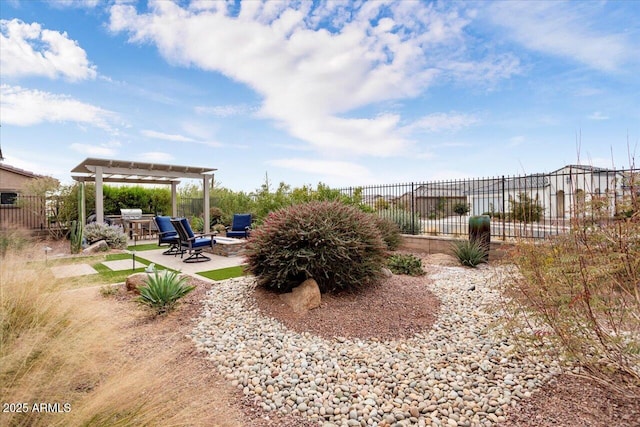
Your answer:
(128, 247), (246, 278)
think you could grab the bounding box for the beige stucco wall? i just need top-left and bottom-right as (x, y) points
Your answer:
(399, 234), (513, 260)
(0, 168), (35, 191)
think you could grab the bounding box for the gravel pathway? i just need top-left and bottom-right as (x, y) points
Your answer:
(191, 266), (561, 427)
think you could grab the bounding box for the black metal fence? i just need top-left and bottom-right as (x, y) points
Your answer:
(337, 166), (638, 240)
(5, 167), (637, 242)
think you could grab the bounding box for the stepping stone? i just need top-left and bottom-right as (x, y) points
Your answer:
(102, 259), (147, 271)
(51, 264), (99, 279)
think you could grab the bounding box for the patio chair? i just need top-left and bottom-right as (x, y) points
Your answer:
(154, 216), (180, 255)
(226, 214), (252, 238)
(170, 218), (216, 263)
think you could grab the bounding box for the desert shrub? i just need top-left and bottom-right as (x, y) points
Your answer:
(209, 207), (223, 225)
(212, 223), (227, 234)
(137, 270), (195, 315)
(373, 215), (402, 250)
(509, 193), (544, 223)
(505, 213), (640, 396)
(453, 202), (470, 216)
(451, 239), (487, 267)
(190, 216), (204, 233)
(83, 222), (127, 249)
(378, 209), (420, 234)
(387, 254), (425, 276)
(245, 201), (387, 293)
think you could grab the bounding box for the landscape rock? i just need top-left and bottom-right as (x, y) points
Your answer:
(381, 267), (393, 278)
(191, 265), (561, 427)
(279, 278), (321, 313)
(125, 272), (150, 293)
(82, 239), (108, 254)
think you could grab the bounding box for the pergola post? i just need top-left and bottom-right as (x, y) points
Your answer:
(79, 182), (86, 225)
(171, 181), (178, 217)
(203, 175), (211, 234)
(95, 166), (104, 223)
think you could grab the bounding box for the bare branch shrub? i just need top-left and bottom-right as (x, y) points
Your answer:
(504, 169), (640, 397)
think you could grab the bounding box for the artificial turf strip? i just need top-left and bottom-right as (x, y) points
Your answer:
(197, 265), (248, 281)
(94, 254), (176, 282)
(126, 243), (163, 251)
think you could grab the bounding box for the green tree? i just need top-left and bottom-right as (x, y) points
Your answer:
(509, 193), (544, 222)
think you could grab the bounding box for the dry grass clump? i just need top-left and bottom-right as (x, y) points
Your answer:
(0, 242), (240, 426)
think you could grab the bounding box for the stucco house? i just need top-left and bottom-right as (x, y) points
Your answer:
(396, 165), (626, 221)
(467, 165), (624, 219)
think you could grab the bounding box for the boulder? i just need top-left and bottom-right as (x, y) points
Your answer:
(381, 267), (393, 278)
(82, 239), (108, 254)
(279, 278), (321, 314)
(125, 272), (150, 294)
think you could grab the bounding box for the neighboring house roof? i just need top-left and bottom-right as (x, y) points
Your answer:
(470, 174), (550, 194)
(414, 182), (469, 198)
(0, 162), (42, 179)
(550, 164), (615, 174)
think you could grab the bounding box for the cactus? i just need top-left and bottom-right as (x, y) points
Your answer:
(70, 220), (83, 254)
(70, 184), (84, 254)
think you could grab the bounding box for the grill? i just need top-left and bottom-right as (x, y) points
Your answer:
(120, 208), (143, 220)
(120, 209), (143, 238)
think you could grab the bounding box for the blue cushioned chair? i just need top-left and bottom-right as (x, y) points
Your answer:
(226, 214), (252, 238)
(170, 218), (216, 263)
(154, 216), (180, 255)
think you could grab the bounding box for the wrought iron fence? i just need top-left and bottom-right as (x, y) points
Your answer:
(337, 166), (638, 240)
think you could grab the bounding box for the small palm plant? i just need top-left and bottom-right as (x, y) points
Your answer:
(451, 240), (487, 268)
(137, 270), (195, 315)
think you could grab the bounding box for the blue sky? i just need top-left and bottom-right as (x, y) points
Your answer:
(1, 0), (639, 192)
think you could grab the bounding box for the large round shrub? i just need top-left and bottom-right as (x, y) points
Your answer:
(373, 215), (401, 250)
(245, 201), (387, 293)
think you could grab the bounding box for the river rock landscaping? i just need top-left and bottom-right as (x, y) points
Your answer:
(191, 259), (563, 427)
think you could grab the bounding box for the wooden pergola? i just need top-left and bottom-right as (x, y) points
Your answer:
(71, 158), (217, 233)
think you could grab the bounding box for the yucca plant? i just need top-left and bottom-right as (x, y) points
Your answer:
(137, 270), (195, 315)
(451, 240), (487, 267)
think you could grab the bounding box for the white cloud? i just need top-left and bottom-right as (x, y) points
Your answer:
(485, 2), (637, 72)
(141, 128), (224, 148)
(140, 151), (174, 162)
(46, 0), (100, 8)
(268, 158), (373, 182)
(588, 112), (609, 121)
(1, 84), (117, 130)
(0, 19), (97, 81)
(108, 2), (517, 158)
(70, 143), (117, 157)
(408, 112), (479, 133)
(141, 129), (196, 142)
(195, 104), (255, 117)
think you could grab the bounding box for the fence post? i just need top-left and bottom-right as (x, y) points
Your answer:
(501, 175), (506, 241)
(411, 182), (415, 235)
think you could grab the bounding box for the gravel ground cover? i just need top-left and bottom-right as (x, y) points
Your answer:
(191, 264), (562, 427)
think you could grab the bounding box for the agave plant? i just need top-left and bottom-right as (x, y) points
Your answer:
(451, 240), (488, 268)
(137, 270), (195, 314)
